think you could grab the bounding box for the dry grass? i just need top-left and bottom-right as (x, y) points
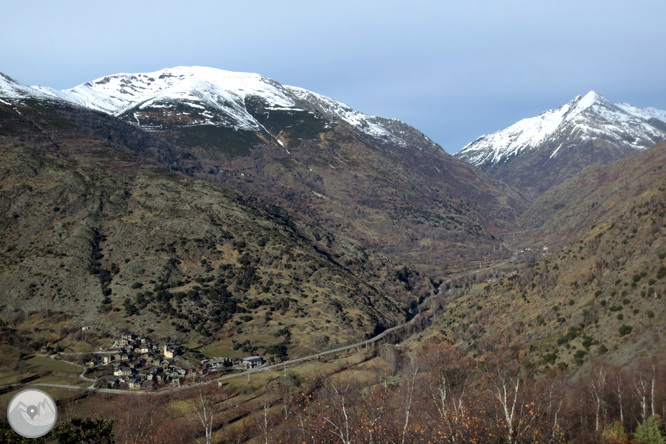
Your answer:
(0, 385), (80, 407)
(37, 374), (89, 386)
(199, 334), (281, 359)
(18, 356), (82, 374)
(0, 371), (25, 385)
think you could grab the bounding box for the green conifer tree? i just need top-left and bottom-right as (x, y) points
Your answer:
(634, 416), (665, 444)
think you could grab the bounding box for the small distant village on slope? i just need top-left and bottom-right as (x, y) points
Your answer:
(73, 332), (265, 390)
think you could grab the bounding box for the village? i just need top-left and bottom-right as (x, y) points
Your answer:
(83, 333), (265, 390)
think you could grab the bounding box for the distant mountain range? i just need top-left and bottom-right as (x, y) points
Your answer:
(455, 91), (666, 196)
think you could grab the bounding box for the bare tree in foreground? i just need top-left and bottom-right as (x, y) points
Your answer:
(189, 386), (229, 444)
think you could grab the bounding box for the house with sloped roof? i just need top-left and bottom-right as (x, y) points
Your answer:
(113, 366), (134, 377)
(242, 356), (265, 368)
(100, 376), (120, 388)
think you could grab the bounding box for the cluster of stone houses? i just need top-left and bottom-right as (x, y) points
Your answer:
(94, 333), (188, 389)
(92, 333), (266, 390)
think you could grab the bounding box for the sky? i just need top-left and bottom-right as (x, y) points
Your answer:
(2, 0), (665, 153)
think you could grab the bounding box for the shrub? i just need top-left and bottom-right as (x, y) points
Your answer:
(619, 324), (633, 336)
(657, 267), (666, 279)
(123, 298), (138, 316)
(53, 415), (115, 443)
(582, 335), (594, 348)
(601, 421), (627, 443)
(541, 352), (558, 365)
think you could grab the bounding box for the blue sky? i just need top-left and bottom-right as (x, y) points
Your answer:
(2, 0), (665, 153)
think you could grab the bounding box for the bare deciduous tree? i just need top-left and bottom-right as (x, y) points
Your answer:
(399, 357), (418, 444)
(589, 366), (608, 433)
(492, 368), (521, 444)
(429, 370), (469, 443)
(189, 386), (229, 444)
(320, 379), (356, 444)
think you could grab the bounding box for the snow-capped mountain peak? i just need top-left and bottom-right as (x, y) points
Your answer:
(572, 90), (606, 110)
(1, 66), (420, 148)
(456, 91), (666, 167)
(284, 85), (408, 144)
(52, 66), (297, 116)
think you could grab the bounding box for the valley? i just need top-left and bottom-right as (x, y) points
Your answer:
(1, 68), (665, 443)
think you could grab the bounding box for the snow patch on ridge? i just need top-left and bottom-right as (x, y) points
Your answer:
(285, 86), (408, 146)
(0, 73), (58, 102)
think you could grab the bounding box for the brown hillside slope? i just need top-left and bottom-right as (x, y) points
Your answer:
(518, 139), (666, 248)
(104, 79), (530, 277)
(0, 99), (434, 356)
(420, 142), (666, 369)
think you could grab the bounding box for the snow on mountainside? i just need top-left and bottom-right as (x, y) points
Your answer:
(17, 66), (416, 147)
(35, 67), (295, 132)
(285, 86), (410, 146)
(0, 73), (55, 103)
(456, 91), (666, 167)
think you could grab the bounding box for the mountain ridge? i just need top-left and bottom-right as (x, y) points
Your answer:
(0, 97), (429, 353)
(0, 66), (529, 276)
(6, 66), (426, 152)
(518, 138), (666, 247)
(455, 91), (666, 197)
(429, 139), (666, 371)
(0, 68), (528, 353)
